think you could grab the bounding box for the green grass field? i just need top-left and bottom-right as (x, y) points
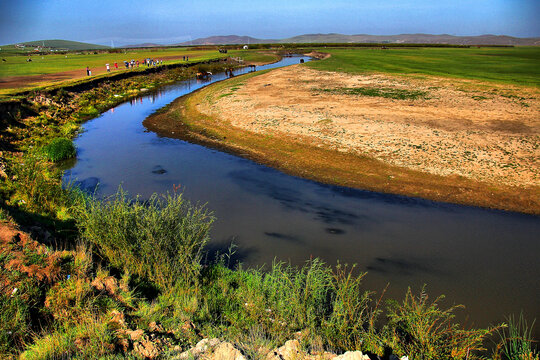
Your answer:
(307, 47), (540, 87)
(0, 47), (225, 78)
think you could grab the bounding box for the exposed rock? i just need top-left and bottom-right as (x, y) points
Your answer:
(134, 338), (159, 359)
(332, 351), (370, 360)
(212, 342), (247, 360)
(176, 338), (222, 359)
(152, 165), (167, 174)
(92, 276), (119, 296)
(127, 329), (144, 341)
(267, 339), (302, 360)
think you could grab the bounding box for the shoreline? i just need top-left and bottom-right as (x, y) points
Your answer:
(144, 68), (540, 215)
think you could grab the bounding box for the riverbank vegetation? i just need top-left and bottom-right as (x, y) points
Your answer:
(0, 48), (538, 358)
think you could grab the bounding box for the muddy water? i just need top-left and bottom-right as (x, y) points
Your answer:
(64, 56), (540, 334)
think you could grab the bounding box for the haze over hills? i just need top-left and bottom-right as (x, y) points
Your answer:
(175, 33), (540, 46)
(7, 33), (540, 50)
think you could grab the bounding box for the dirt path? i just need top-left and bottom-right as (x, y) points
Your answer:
(199, 65), (540, 188)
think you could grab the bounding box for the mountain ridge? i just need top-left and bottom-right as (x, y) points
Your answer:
(175, 33), (540, 46)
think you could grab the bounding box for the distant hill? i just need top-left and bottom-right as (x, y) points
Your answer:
(123, 43), (164, 48)
(8, 39), (110, 51)
(176, 35), (275, 46)
(176, 33), (540, 46)
(281, 33), (540, 46)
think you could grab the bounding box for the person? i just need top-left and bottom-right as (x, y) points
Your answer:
(86, 66), (90, 76)
(106, 63), (110, 72)
(114, 62), (118, 69)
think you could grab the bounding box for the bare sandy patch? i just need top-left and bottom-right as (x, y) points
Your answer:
(198, 65), (540, 188)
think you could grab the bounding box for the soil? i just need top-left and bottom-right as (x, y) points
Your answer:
(199, 65), (540, 188)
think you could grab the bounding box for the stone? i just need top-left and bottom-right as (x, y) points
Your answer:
(127, 329), (144, 341)
(134, 339), (159, 359)
(332, 351), (370, 360)
(152, 165), (167, 174)
(212, 342), (247, 360)
(267, 340), (302, 360)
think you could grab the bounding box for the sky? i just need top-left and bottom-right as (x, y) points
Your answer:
(1, 0), (539, 46)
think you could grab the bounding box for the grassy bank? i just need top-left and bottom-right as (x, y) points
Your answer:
(3, 186), (538, 359)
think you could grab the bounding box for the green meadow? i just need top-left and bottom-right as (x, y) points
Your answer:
(0, 47), (225, 78)
(307, 47), (540, 87)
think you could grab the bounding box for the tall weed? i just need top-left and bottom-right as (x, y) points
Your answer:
(74, 188), (213, 289)
(384, 287), (496, 359)
(495, 312), (538, 360)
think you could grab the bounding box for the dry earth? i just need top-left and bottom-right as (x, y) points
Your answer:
(199, 65), (540, 189)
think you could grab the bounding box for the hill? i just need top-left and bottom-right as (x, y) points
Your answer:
(7, 39), (110, 51)
(176, 35), (274, 46)
(123, 43), (164, 48)
(175, 33), (540, 46)
(281, 33), (540, 45)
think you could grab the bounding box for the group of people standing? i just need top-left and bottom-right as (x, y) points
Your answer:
(85, 53), (194, 77)
(86, 58), (166, 76)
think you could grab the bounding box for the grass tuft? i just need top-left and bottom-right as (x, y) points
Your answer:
(318, 86), (429, 100)
(42, 138), (76, 162)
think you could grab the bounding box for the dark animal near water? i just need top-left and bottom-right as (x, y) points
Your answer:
(196, 71), (212, 80)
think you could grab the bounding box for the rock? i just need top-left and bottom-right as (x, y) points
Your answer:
(332, 351), (370, 360)
(108, 310), (125, 329)
(267, 340), (302, 360)
(134, 338), (159, 359)
(117, 337), (129, 352)
(213, 342), (247, 360)
(149, 321), (164, 333)
(152, 165), (167, 174)
(127, 329), (144, 341)
(176, 338), (222, 359)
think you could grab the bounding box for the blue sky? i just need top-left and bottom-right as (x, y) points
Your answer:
(1, 0), (539, 46)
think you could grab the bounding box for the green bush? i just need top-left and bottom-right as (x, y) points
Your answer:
(74, 188), (214, 289)
(384, 287), (496, 359)
(42, 137), (76, 162)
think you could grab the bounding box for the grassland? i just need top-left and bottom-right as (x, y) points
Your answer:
(306, 47), (540, 87)
(0, 47), (282, 95)
(0, 48), (223, 78)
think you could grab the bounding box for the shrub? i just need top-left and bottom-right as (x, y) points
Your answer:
(384, 287), (496, 359)
(42, 137), (76, 162)
(74, 188), (214, 289)
(9, 155), (70, 215)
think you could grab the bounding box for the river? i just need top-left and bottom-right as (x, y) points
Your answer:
(64, 56), (540, 334)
